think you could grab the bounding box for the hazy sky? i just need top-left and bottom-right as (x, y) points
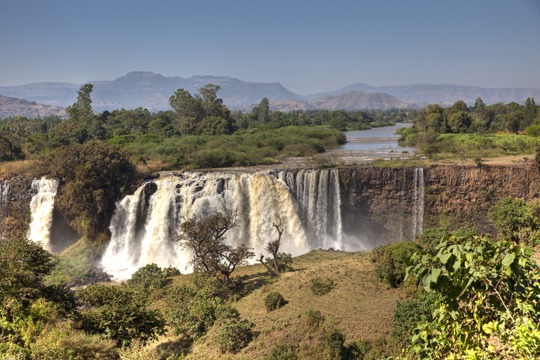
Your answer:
(1, 0), (539, 94)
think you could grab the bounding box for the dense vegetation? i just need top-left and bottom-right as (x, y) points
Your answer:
(400, 97), (540, 159)
(0, 84), (414, 172)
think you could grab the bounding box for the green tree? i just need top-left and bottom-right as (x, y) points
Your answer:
(66, 83), (94, 122)
(46, 141), (136, 237)
(405, 235), (540, 359)
(178, 212), (254, 281)
(78, 284), (165, 347)
(257, 97), (270, 124)
(488, 197), (533, 243)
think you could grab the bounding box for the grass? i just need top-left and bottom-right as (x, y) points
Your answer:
(0, 159), (40, 176)
(179, 250), (405, 359)
(430, 133), (540, 159)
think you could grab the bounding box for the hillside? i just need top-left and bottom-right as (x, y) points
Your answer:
(129, 250), (404, 359)
(307, 91), (407, 110)
(0, 94), (66, 118)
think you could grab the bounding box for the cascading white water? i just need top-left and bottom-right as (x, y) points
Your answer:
(28, 178), (59, 252)
(102, 171), (311, 280)
(0, 181), (10, 211)
(102, 167), (425, 280)
(411, 167), (425, 238)
(278, 169), (343, 249)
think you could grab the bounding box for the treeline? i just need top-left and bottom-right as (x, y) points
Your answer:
(400, 97), (540, 157)
(0, 84), (412, 168)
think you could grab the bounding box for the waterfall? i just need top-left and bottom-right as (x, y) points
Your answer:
(411, 168), (425, 238)
(102, 171), (311, 280)
(278, 169), (343, 249)
(102, 167), (425, 280)
(0, 181), (10, 212)
(28, 178), (59, 252)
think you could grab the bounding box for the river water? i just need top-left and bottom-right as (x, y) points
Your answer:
(324, 123), (416, 163)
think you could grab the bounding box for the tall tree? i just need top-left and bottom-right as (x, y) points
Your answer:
(66, 83), (94, 121)
(178, 212), (254, 281)
(257, 97), (270, 124)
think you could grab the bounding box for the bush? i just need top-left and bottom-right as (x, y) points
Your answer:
(392, 292), (437, 345)
(265, 291), (287, 312)
(526, 125), (540, 137)
(310, 277), (336, 296)
(304, 309), (325, 329)
(77, 284), (165, 347)
(371, 242), (418, 288)
(323, 328), (347, 360)
(265, 344), (299, 360)
(214, 319), (254, 353)
(127, 263), (180, 292)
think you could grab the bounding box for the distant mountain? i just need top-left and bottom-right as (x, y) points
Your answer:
(0, 94), (66, 118)
(0, 72), (303, 112)
(322, 83), (540, 106)
(1, 72), (538, 114)
(307, 91), (407, 110)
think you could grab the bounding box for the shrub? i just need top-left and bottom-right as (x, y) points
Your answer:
(392, 292), (437, 345)
(77, 284), (165, 347)
(371, 242), (418, 288)
(164, 284), (240, 341)
(265, 344), (299, 360)
(265, 291), (287, 312)
(214, 319), (254, 353)
(526, 125), (540, 137)
(323, 328), (347, 360)
(127, 263), (180, 292)
(310, 277), (336, 296)
(304, 309), (325, 329)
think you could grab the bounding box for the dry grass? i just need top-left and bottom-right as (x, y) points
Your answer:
(0, 160), (39, 176)
(181, 250), (406, 359)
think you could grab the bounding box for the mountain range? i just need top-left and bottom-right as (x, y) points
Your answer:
(0, 71), (539, 117)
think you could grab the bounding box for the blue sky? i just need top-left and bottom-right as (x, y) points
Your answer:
(1, 0), (539, 94)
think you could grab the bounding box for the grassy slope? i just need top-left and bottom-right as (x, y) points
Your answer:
(182, 250), (405, 359)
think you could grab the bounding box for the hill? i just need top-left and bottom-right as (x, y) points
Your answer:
(307, 91), (408, 110)
(2, 72), (538, 114)
(0, 94), (66, 118)
(324, 83), (540, 106)
(128, 250), (404, 359)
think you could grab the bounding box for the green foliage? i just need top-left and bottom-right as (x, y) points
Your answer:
(322, 328), (347, 360)
(488, 197), (539, 244)
(214, 318), (254, 353)
(30, 320), (120, 360)
(45, 140), (136, 237)
(310, 277), (336, 295)
(178, 212), (254, 281)
(392, 292), (437, 345)
(0, 132), (25, 162)
(265, 344), (299, 360)
(304, 309), (325, 329)
(0, 236), (55, 304)
(265, 291), (287, 312)
(371, 241), (418, 288)
(164, 284), (239, 340)
(77, 284), (165, 347)
(405, 234), (540, 358)
(127, 263), (181, 292)
(526, 124), (540, 137)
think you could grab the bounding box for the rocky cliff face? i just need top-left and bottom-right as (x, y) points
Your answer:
(338, 164), (540, 242)
(423, 164), (540, 234)
(2, 164), (538, 251)
(0, 175), (33, 238)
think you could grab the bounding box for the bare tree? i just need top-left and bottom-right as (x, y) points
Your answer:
(258, 215), (293, 276)
(178, 211), (254, 281)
